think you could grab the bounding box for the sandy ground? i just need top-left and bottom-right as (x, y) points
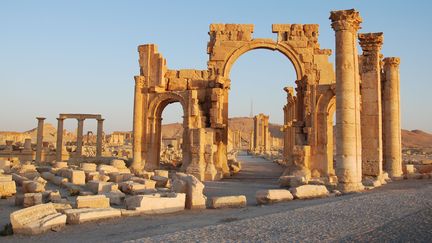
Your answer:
(1, 155), (432, 242)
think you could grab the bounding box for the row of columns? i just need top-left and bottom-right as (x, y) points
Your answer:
(330, 9), (402, 192)
(35, 116), (104, 163)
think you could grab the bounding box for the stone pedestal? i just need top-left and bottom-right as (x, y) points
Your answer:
(382, 57), (403, 178)
(330, 9), (364, 192)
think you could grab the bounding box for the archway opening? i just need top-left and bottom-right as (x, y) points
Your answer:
(227, 48), (297, 179)
(159, 102), (185, 171)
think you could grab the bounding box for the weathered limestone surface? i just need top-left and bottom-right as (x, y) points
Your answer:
(0, 180), (16, 197)
(330, 9), (364, 193)
(87, 181), (118, 194)
(290, 185), (329, 199)
(172, 173), (207, 209)
(10, 203), (67, 235)
(256, 189), (294, 205)
(209, 195), (247, 209)
(76, 195), (110, 208)
(64, 208), (121, 224)
(125, 193), (186, 214)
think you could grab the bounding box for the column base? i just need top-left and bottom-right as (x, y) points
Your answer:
(390, 175), (404, 181)
(337, 182), (364, 193)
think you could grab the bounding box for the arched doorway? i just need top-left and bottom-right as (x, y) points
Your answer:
(159, 102), (184, 170)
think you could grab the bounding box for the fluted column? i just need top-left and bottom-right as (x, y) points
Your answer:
(330, 9), (364, 192)
(35, 117), (45, 163)
(131, 76), (145, 172)
(56, 117), (65, 161)
(76, 118), (84, 157)
(383, 57), (403, 178)
(359, 32), (384, 177)
(96, 118), (104, 158)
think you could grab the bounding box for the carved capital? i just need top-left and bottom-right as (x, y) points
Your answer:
(134, 76), (146, 88)
(358, 32), (383, 53)
(330, 9), (362, 33)
(383, 57), (400, 68)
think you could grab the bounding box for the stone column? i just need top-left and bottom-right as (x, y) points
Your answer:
(56, 117), (65, 161)
(330, 9), (364, 192)
(382, 57), (403, 178)
(35, 117), (45, 163)
(76, 118), (84, 157)
(131, 76), (145, 172)
(96, 118), (104, 158)
(359, 32), (384, 177)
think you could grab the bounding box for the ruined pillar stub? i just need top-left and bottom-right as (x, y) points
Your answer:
(359, 32), (384, 177)
(330, 9), (364, 192)
(35, 117), (46, 163)
(56, 117), (65, 162)
(76, 118), (84, 157)
(96, 118), (104, 158)
(382, 57), (403, 178)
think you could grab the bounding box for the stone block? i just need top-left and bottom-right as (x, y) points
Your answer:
(0, 174), (12, 182)
(110, 159), (127, 169)
(104, 191), (126, 205)
(41, 171), (55, 181)
(279, 175), (307, 188)
(48, 190), (62, 203)
(52, 203), (72, 213)
(80, 163), (97, 172)
(10, 203), (66, 235)
(151, 175), (169, 188)
(209, 195), (247, 209)
(362, 177), (382, 187)
(53, 162), (68, 169)
(23, 193), (43, 207)
(405, 164), (415, 174)
(255, 189), (294, 205)
(0, 159), (11, 171)
(0, 180), (16, 197)
(87, 181), (118, 194)
(97, 164), (119, 174)
(154, 170), (169, 178)
(125, 193), (186, 214)
(12, 173), (29, 186)
(109, 172), (134, 183)
(52, 176), (68, 186)
(64, 169), (86, 185)
(64, 208), (121, 225)
(76, 195), (110, 209)
(23, 181), (45, 193)
(171, 173), (206, 209)
(290, 185), (329, 199)
(119, 181), (154, 194)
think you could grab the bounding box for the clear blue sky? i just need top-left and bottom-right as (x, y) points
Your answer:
(1, 0), (431, 133)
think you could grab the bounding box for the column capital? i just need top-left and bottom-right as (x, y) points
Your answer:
(97, 118), (105, 122)
(358, 32), (384, 53)
(134, 75), (146, 88)
(330, 9), (362, 33)
(77, 118), (85, 122)
(383, 57), (400, 68)
(56, 117), (65, 121)
(36, 117), (46, 121)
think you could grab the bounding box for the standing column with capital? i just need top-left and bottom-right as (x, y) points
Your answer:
(35, 117), (46, 163)
(358, 32), (384, 177)
(96, 118), (104, 158)
(330, 9), (364, 192)
(382, 57), (403, 179)
(131, 76), (145, 172)
(56, 117), (65, 161)
(76, 118), (84, 157)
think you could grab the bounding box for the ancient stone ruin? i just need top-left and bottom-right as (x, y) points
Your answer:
(130, 9), (403, 193)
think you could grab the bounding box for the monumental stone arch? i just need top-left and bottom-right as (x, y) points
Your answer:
(131, 9), (403, 193)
